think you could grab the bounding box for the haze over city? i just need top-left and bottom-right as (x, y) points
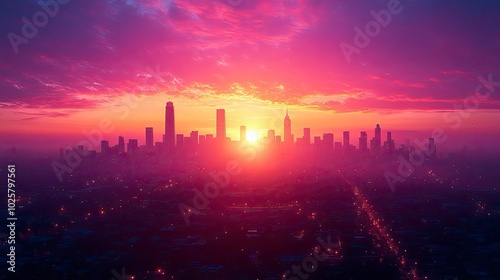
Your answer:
(2, 0), (500, 154)
(1, 0), (500, 279)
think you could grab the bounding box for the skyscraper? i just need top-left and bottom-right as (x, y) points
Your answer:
(384, 131), (395, 153)
(268, 129), (275, 142)
(164, 101), (175, 148)
(128, 139), (138, 152)
(343, 131), (350, 150)
(371, 124), (382, 152)
(303, 128), (311, 145)
(323, 133), (334, 154)
(118, 136), (125, 153)
(359, 131), (368, 152)
(146, 127), (154, 148)
(375, 124), (381, 148)
(216, 109), (226, 139)
(176, 134), (184, 148)
(190, 131), (199, 145)
(240, 126), (246, 142)
(190, 131), (199, 154)
(101, 140), (109, 154)
(284, 109), (292, 144)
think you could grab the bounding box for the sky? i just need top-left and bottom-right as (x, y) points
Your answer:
(1, 0), (500, 153)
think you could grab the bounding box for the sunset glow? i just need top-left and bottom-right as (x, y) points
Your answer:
(246, 130), (259, 143)
(1, 0), (500, 153)
(2, 1), (500, 279)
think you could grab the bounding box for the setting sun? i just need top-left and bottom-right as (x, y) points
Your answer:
(246, 130), (259, 143)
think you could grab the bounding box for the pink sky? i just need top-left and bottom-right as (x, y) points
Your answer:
(1, 0), (500, 153)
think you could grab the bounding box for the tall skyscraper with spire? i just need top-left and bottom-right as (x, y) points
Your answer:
(283, 109), (293, 145)
(216, 109), (226, 139)
(371, 124), (381, 152)
(164, 101), (175, 149)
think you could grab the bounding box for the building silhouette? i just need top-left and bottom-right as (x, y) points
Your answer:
(216, 109), (226, 140)
(101, 140), (109, 154)
(303, 128), (311, 145)
(313, 136), (322, 151)
(176, 134), (184, 148)
(128, 139), (138, 153)
(384, 131), (395, 153)
(146, 127), (154, 148)
(371, 124), (382, 153)
(323, 133), (334, 154)
(164, 101), (175, 149)
(268, 129), (275, 142)
(284, 109), (292, 145)
(88, 103), (425, 163)
(343, 131), (350, 150)
(118, 136), (125, 153)
(359, 131), (368, 152)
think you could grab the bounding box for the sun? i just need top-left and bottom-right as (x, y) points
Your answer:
(246, 130), (259, 143)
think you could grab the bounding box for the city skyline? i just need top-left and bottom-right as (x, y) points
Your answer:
(3, 97), (497, 156)
(60, 101), (440, 157)
(2, 1), (500, 153)
(2, 1), (500, 279)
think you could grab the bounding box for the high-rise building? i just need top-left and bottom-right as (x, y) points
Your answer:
(240, 126), (246, 142)
(359, 131), (368, 152)
(164, 101), (175, 148)
(370, 124), (382, 152)
(343, 131), (350, 150)
(101, 140), (109, 154)
(176, 134), (184, 148)
(190, 131), (199, 154)
(323, 133), (334, 154)
(275, 135), (282, 143)
(146, 127), (154, 148)
(313, 136), (322, 152)
(216, 109), (226, 139)
(284, 109), (292, 144)
(303, 128), (311, 145)
(384, 131), (395, 153)
(118, 136), (125, 153)
(375, 124), (381, 148)
(127, 139), (138, 152)
(268, 129), (275, 142)
(190, 131), (199, 145)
